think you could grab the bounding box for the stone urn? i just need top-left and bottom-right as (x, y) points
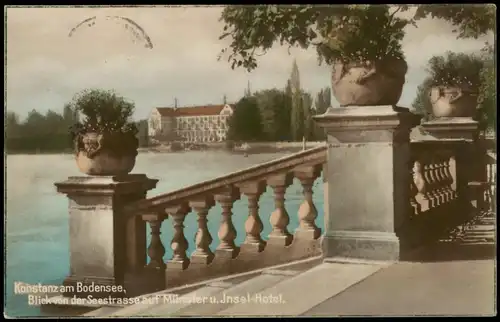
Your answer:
(429, 86), (478, 118)
(331, 58), (408, 106)
(74, 132), (139, 176)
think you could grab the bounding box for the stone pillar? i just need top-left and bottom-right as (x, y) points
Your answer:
(313, 105), (420, 261)
(55, 174), (158, 298)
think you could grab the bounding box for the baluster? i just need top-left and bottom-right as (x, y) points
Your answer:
(441, 153), (453, 202)
(294, 165), (322, 240)
(423, 156), (437, 207)
(443, 155), (454, 201)
(448, 156), (458, 198)
(410, 161), (421, 215)
(189, 197), (215, 264)
(435, 154), (447, 204)
(414, 160), (429, 212)
(165, 204), (191, 270)
(267, 173), (294, 246)
(237, 181), (267, 253)
(215, 186), (240, 258)
(143, 213), (167, 269)
(430, 156), (442, 206)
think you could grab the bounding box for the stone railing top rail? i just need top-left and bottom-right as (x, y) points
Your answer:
(124, 145), (327, 216)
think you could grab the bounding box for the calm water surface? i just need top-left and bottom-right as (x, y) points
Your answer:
(5, 151), (324, 317)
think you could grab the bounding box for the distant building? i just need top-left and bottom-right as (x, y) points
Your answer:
(148, 104), (235, 143)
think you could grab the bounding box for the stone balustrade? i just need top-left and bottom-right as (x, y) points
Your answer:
(122, 146), (327, 293)
(54, 105), (495, 301)
(410, 142), (458, 214)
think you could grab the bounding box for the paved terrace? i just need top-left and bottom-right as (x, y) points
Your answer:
(62, 211), (494, 317)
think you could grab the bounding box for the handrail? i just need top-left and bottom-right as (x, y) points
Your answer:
(124, 145), (327, 215)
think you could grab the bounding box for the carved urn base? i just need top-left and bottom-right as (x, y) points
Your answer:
(429, 86), (478, 118)
(75, 132), (138, 176)
(76, 151), (136, 176)
(331, 58), (408, 106)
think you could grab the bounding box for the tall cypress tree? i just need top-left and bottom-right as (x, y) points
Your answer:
(290, 60), (304, 141)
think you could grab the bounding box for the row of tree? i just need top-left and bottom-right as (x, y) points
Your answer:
(227, 60), (331, 142)
(5, 105), (149, 153)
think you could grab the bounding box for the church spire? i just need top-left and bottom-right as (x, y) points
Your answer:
(244, 80), (252, 97)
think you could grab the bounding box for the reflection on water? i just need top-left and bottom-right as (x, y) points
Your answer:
(5, 151), (324, 317)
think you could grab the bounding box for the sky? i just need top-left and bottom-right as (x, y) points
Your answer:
(5, 5), (493, 121)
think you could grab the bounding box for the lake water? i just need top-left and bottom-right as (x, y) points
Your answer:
(5, 151), (324, 317)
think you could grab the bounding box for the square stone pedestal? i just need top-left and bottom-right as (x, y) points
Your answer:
(55, 174), (158, 298)
(314, 105), (420, 261)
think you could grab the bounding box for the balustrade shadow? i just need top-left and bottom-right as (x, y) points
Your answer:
(402, 208), (496, 263)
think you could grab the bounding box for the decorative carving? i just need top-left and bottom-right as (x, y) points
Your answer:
(74, 132), (139, 159)
(331, 58), (408, 106)
(429, 86), (478, 118)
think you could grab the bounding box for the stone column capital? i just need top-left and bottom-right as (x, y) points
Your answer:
(313, 105), (421, 143)
(420, 117), (479, 142)
(54, 174), (158, 196)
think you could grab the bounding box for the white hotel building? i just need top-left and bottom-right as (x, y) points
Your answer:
(148, 104), (235, 143)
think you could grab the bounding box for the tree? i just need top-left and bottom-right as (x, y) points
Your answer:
(290, 60), (304, 141)
(312, 87), (331, 140)
(227, 96), (264, 142)
(218, 5), (413, 72)
(254, 88), (290, 141)
(5, 111), (21, 138)
(411, 77), (434, 121)
(414, 4), (495, 40)
(477, 44), (496, 131)
(283, 80), (293, 140)
(302, 91), (314, 140)
(62, 103), (79, 127)
(136, 119), (149, 147)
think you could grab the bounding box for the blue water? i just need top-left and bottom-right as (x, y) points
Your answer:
(5, 151), (324, 317)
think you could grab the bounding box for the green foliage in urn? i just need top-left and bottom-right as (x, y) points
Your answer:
(68, 89), (139, 158)
(413, 51), (487, 121)
(218, 5), (415, 71)
(426, 51), (484, 90)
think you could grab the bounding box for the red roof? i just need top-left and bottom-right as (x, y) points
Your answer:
(155, 104), (234, 117)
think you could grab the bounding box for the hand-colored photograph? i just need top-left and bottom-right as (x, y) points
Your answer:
(4, 4), (496, 318)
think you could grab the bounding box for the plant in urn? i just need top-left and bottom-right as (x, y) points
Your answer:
(218, 5), (415, 106)
(69, 89), (139, 176)
(426, 52), (483, 118)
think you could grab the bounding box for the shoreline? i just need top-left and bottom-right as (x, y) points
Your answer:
(139, 141), (326, 154)
(6, 142), (326, 156)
